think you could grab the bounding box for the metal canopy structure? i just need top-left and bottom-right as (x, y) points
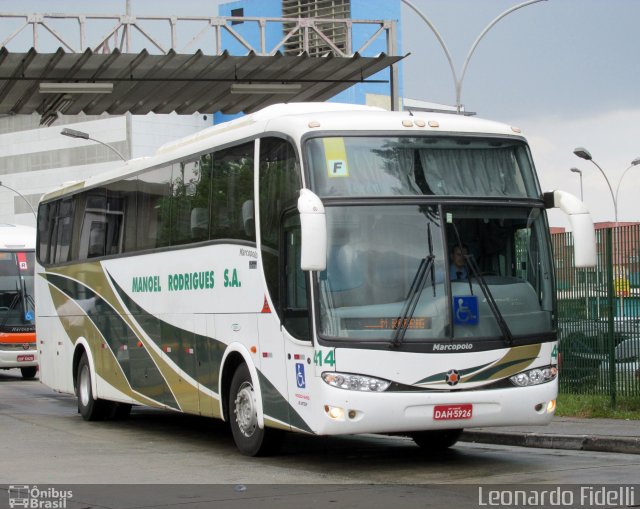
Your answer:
(0, 12), (402, 125)
(0, 47), (402, 125)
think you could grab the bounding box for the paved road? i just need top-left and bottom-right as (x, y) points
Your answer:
(2, 370), (639, 508)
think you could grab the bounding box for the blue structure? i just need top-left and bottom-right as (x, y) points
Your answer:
(216, 0), (402, 123)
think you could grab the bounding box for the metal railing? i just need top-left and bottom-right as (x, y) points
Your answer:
(0, 12), (396, 57)
(553, 225), (640, 402)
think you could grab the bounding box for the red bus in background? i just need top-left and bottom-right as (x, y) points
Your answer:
(0, 224), (37, 379)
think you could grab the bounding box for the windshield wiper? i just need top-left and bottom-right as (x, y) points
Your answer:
(463, 253), (514, 345)
(391, 223), (436, 348)
(18, 276), (31, 322)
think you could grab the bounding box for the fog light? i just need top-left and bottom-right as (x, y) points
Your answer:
(324, 405), (345, 420)
(547, 399), (556, 413)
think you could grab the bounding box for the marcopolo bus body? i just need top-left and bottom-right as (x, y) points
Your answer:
(0, 223), (37, 379)
(35, 103), (595, 455)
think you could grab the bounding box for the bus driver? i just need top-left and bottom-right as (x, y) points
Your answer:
(450, 245), (468, 281)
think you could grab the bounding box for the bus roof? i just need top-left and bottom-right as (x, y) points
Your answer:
(0, 224), (36, 250)
(40, 103), (525, 203)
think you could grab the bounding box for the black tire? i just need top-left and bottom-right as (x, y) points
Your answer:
(410, 429), (463, 451)
(228, 363), (282, 456)
(76, 353), (110, 421)
(20, 366), (38, 379)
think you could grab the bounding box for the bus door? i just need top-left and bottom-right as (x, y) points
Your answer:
(280, 214), (315, 429)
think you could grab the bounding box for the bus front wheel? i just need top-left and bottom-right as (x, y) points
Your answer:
(228, 363), (282, 456)
(410, 429), (463, 451)
(77, 353), (109, 421)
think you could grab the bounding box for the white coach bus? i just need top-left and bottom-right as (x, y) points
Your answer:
(35, 103), (595, 455)
(1, 224), (37, 379)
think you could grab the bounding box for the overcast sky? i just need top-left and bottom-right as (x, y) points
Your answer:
(2, 0), (639, 227)
(400, 0), (640, 228)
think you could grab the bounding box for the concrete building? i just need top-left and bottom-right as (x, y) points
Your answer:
(0, 113), (210, 228)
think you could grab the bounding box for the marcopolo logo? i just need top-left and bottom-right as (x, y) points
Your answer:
(8, 485), (73, 509)
(432, 343), (474, 352)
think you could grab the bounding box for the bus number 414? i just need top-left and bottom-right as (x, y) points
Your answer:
(314, 350), (335, 367)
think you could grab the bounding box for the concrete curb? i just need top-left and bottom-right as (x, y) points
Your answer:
(460, 431), (640, 455)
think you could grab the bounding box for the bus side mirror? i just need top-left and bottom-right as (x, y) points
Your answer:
(297, 189), (327, 271)
(544, 190), (596, 267)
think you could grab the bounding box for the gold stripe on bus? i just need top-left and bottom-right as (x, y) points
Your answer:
(47, 264), (220, 417)
(487, 343), (542, 380)
(47, 263), (130, 316)
(461, 343), (542, 383)
(47, 284), (162, 409)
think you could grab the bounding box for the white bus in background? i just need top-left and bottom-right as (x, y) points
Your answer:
(0, 224), (37, 379)
(34, 103), (595, 455)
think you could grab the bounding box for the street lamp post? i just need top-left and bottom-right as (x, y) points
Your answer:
(0, 180), (37, 220)
(400, 0), (547, 113)
(569, 167), (583, 201)
(573, 149), (640, 225)
(573, 147), (618, 224)
(574, 150), (640, 324)
(614, 157), (640, 216)
(60, 128), (127, 162)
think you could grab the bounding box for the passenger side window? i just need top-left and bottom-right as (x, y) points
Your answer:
(78, 186), (126, 259)
(170, 157), (210, 245)
(52, 198), (75, 264)
(135, 165), (173, 250)
(210, 143), (254, 242)
(37, 201), (55, 264)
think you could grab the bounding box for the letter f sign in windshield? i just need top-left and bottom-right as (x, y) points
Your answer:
(328, 159), (348, 177)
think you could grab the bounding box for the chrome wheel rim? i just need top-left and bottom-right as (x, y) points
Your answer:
(79, 364), (91, 407)
(234, 381), (257, 438)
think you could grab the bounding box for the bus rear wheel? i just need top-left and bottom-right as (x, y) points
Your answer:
(77, 353), (110, 421)
(20, 366), (37, 379)
(228, 363), (282, 456)
(410, 429), (463, 451)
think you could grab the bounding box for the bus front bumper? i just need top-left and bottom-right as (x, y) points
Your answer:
(312, 380), (557, 436)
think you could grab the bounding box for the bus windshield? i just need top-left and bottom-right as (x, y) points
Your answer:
(316, 204), (553, 343)
(306, 135), (539, 198)
(0, 251), (35, 329)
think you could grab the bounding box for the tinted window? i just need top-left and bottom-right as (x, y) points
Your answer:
(170, 158), (211, 245)
(210, 143), (255, 242)
(136, 165), (173, 250)
(37, 202), (55, 264)
(78, 185), (126, 260)
(52, 198), (75, 264)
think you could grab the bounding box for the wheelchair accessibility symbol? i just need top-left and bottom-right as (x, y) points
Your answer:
(296, 363), (306, 389)
(453, 296), (479, 325)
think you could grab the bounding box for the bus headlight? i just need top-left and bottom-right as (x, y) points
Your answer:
(510, 366), (558, 387)
(322, 372), (391, 392)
